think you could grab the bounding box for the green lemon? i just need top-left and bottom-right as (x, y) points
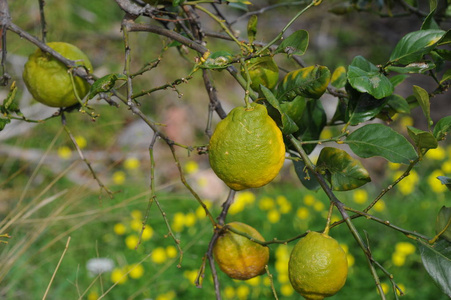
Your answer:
(23, 42), (93, 108)
(289, 231), (348, 300)
(209, 102), (285, 191)
(213, 222), (269, 280)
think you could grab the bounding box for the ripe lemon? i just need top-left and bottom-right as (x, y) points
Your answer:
(23, 42), (93, 108)
(209, 102), (285, 191)
(289, 231), (348, 300)
(213, 222), (269, 280)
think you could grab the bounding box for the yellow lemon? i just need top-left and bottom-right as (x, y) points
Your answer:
(289, 231), (348, 300)
(213, 222), (269, 280)
(209, 102), (285, 190)
(23, 42), (92, 107)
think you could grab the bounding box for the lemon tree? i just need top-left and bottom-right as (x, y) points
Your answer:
(22, 42), (92, 108)
(289, 231), (348, 300)
(208, 102), (285, 191)
(213, 222), (269, 280)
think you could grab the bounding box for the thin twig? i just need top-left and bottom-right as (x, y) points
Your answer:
(42, 236), (71, 300)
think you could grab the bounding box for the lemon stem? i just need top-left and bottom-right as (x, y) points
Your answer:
(323, 203), (334, 236)
(240, 58), (252, 109)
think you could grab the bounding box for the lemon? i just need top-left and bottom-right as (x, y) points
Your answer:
(213, 222), (269, 280)
(242, 56), (279, 92)
(23, 42), (93, 108)
(208, 102), (285, 191)
(289, 231), (348, 300)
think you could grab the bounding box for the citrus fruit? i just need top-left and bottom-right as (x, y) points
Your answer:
(208, 102), (285, 191)
(288, 231), (348, 300)
(213, 222), (269, 280)
(241, 56), (279, 92)
(23, 42), (93, 108)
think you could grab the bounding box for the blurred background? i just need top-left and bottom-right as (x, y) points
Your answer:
(0, 0), (450, 299)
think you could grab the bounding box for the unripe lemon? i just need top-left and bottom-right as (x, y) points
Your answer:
(289, 231), (348, 300)
(23, 42), (93, 108)
(213, 222), (269, 280)
(208, 102), (285, 191)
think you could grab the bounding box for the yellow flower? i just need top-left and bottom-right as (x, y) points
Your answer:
(75, 135), (87, 149)
(277, 196), (292, 214)
(347, 254), (355, 267)
(172, 212), (185, 232)
(340, 244), (349, 254)
(238, 191), (256, 204)
(195, 200), (212, 219)
(267, 209), (281, 223)
(373, 200), (386, 212)
(236, 285), (250, 300)
(397, 283), (406, 296)
(263, 277), (271, 287)
(151, 247), (167, 264)
(313, 201), (325, 212)
(280, 283), (294, 296)
(125, 235), (139, 250)
(141, 225), (154, 241)
(184, 160), (199, 174)
(113, 223), (126, 235)
(303, 195), (316, 206)
(275, 244), (290, 260)
(57, 146), (72, 160)
(380, 282), (390, 295)
(275, 260), (287, 274)
(330, 215), (341, 224)
(224, 286), (235, 299)
(166, 245), (178, 258)
(130, 219), (143, 232)
(392, 252), (406, 266)
(156, 291), (176, 300)
(427, 146), (446, 160)
(258, 197), (275, 210)
(394, 170), (419, 195)
(112, 171), (126, 185)
(197, 176), (208, 187)
(111, 268), (128, 284)
(87, 291), (99, 300)
(128, 264), (144, 279)
(278, 273), (289, 283)
(353, 189), (368, 204)
(131, 210), (142, 220)
(184, 212), (196, 227)
(428, 170), (447, 193)
(124, 157), (140, 170)
(296, 207), (309, 220)
(245, 276), (260, 286)
(388, 162), (400, 170)
(395, 242), (415, 256)
(183, 270), (198, 284)
(442, 160), (451, 173)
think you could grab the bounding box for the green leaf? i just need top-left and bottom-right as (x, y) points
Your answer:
(0, 118), (10, 131)
(277, 65), (331, 100)
(413, 85), (433, 127)
(275, 30), (309, 57)
(438, 30), (451, 46)
(407, 126), (438, 151)
(433, 116), (451, 141)
(279, 96), (306, 127)
(345, 85), (389, 125)
(441, 69), (451, 84)
(345, 123), (418, 164)
(389, 29), (446, 65)
(261, 86), (299, 135)
(389, 74), (409, 87)
(202, 51), (234, 69)
(316, 147), (371, 191)
(419, 239), (451, 297)
(386, 94), (410, 114)
(347, 56), (394, 99)
(228, 3), (249, 11)
(421, 3), (440, 30)
(88, 73), (127, 99)
(295, 99), (327, 154)
(386, 62), (436, 74)
(330, 66), (347, 88)
(292, 155), (320, 190)
(247, 15), (258, 44)
(437, 177), (451, 192)
(1, 81), (20, 114)
(436, 206), (451, 241)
